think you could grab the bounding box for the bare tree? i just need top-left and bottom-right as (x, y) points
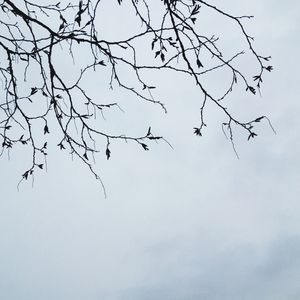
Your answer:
(0, 0), (273, 193)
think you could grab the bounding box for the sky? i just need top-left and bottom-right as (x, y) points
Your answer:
(1, 0), (300, 299)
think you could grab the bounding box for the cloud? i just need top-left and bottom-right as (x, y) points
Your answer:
(116, 235), (300, 300)
(1, 1), (300, 300)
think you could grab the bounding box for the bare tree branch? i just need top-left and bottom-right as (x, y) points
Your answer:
(0, 0), (273, 194)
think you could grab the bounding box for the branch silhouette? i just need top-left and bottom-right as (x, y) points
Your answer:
(0, 0), (273, 193)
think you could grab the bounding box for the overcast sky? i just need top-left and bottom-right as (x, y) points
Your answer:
(1, 0), (300, 299)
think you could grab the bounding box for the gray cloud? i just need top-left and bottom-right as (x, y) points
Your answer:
(117, 236), (300, 300)
(1, 0), (300, 299)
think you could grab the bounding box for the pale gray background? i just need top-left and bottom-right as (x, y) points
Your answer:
(1, 0), (300, 299)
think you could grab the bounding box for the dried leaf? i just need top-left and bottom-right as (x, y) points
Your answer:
(44, 125), (49, 134)
(193, 127), (202, 136)
(106, 147), (111, 160)
(141, 143), (149, 151)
